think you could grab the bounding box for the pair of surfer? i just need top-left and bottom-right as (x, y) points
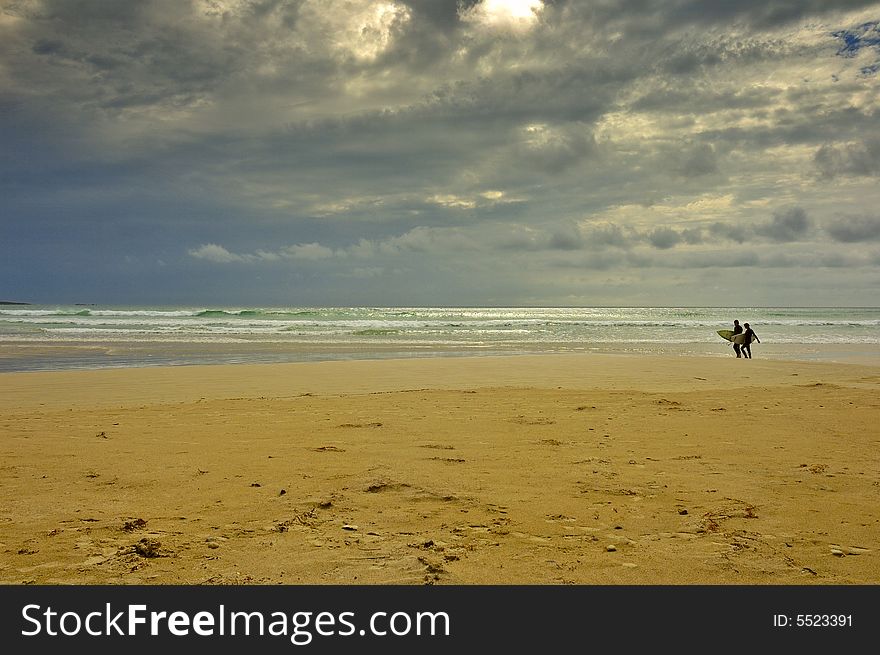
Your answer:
(732, 320), (760, 358)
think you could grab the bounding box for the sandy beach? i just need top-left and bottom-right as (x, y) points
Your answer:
(1, 353), (878, 585)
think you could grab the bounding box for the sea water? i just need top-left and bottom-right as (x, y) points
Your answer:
(0, 305), (878, 371)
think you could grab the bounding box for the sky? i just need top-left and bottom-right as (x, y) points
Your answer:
(1, 0), (879, 307)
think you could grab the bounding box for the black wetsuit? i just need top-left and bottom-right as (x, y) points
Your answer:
(742, 327), (758, 358)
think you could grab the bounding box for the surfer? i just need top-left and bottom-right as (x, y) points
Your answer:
(732, 320), (743, 358)
(741, 323), (760, 359)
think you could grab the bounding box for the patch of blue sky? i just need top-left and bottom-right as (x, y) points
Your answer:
(832, 21), (880, 77)
(832, 21), (880, 57)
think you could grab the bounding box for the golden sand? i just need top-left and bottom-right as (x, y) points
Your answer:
(1, 354), (878, 584)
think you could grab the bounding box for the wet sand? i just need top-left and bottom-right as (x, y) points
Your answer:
(1, 354), (878, 584)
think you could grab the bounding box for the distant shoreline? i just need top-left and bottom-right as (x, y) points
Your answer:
(2, 306), (878, 371)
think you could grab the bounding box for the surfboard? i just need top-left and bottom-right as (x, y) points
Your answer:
(718, 329), (751, 345)
(717, 330), (734, 342)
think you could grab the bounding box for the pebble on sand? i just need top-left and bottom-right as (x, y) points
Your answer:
(134, 538), (162, 558)
(606, 545), (617, 552)
(122, 518), (148, 532)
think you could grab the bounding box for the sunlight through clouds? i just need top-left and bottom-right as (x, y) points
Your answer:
(300, 0), (412, 61)
(459, 0), (544, 30)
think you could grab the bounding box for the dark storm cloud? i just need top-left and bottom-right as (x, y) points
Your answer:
(8, 1), (249, 111)
(647, 227), (682, 249)
(756, 207), (812, 242)
(825, 214), (880, 242)
(704, 209), (813, 245)
(814, 139), (880, 179)
(582, 224), (636, 250)
(422, 67), (625, 126)
(398, 0), (462, 29)
(668, 143), (719, 178)
(390, 0), (469, 64)
(547, 207), (815, 253)
(2, 0), (879, 305)
(680, 228), (705, 245)
(705, 222), (742, 243)
(697, 106), (880, 152)
(546, 222), (584, 250)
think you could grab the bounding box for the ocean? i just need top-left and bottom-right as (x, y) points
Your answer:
(1, 305), (878, 371)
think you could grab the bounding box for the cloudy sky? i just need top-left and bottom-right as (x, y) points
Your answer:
(2, 0), (879, 306)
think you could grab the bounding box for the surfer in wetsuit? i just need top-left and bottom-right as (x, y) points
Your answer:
(741, 323), (760, 359)
(732, 320), (743, 358)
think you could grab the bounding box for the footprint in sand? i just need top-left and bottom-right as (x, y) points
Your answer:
(510, 531), (552, 544)
(418, 555), (446, 583)
(510, 416), (556, 425)
(365, 481), (411, 493)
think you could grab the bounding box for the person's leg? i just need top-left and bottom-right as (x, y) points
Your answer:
(734, 343), (741, 357)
